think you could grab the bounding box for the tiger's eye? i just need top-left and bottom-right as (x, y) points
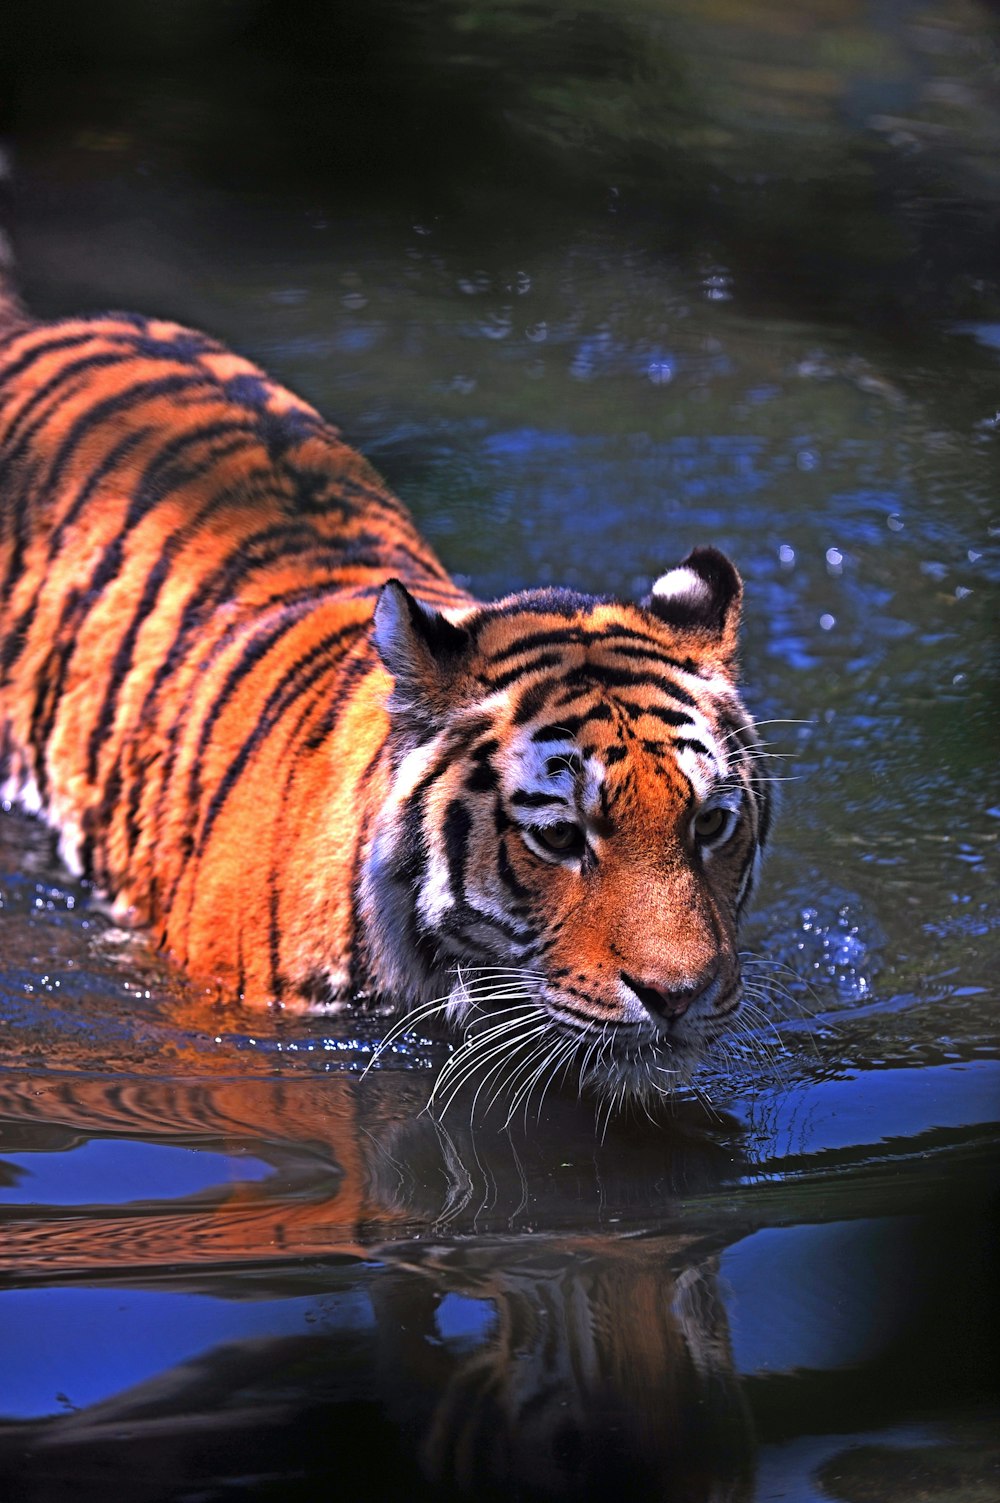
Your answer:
(535, 821), (584, 856)
(693, 807), (727, 842)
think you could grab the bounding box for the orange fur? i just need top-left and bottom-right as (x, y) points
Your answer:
(0, 306), (772, 1100)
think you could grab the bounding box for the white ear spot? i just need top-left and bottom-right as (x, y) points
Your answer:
(651, 566), (711, 608)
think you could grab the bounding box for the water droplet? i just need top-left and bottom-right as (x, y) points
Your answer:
(480, 310), (512, 340)
(887, 514), (904, 531)
(778, 544), (796, 566)
(702, 268), (732, 302)
(819, 613), (835, 631)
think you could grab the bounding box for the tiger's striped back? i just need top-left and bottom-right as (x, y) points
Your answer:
(0, 311), (465, 1005)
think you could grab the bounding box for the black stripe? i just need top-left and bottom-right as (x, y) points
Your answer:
(482, 619), (673, 660)
(443, 799), (472, 906)
(135, 522), (338, 717)
(190, 620), (359, 860)
(268, 878), (284, 1000)
(755, 781), (773, 851)
(184, 597), (332, 806)
(530, 704), (613, 741)
(437, 901), (531, 946)
(122, 585), (359, 858)
(465, 738), (499, 792)
(347, 741), (394, 995)
(43, 420), (255, 594)
(497, 839), (531, 899)
(85, 548), (172, 780)
(3, 354), (170, 483)
(83, 442), (286, 784)
(485, 627), (578, 664)
(512, 678), (559, 726)
(550, 989), (619, 1023)
(27, 614), (81, 797)
(302, 641), (378, 752)
(369, 717), (500, 976)
(487, 651), (564, 692)
(0, 349), (141, 455)
(560, 664), (698, 704)
(545, 752), (582, 777)
(43, 374), (214, 498)
(597, 643), (699, 673)
(0, 327), (119, 387)
(0, 425), (151, 682)
(474, 588), (611, 628)
(633, 704), (694, 728)
(511, 790), (567, 808)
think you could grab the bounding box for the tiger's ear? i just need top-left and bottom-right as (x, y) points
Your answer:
(373, 579), (472, 717)
(642, 547), (742, 662)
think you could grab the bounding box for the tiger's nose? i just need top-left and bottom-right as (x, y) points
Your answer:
(620, 967), (720, 1024)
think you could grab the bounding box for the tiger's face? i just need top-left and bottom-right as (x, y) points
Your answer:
(361, 548), (771, 1105)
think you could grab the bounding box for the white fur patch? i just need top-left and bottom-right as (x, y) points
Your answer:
(1, 772), (41, 816)
(506, 730), (576, 813)
(416, 843), (454, 930)
(56, 821), (84, 877)
(580, 755), (606, 820)
(651, 566), (710, 608)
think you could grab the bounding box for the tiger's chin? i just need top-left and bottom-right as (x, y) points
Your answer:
(580, 1031), (702, 1107)
(428, 970), (724, 1118)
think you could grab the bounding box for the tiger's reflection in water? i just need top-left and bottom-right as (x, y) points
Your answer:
(0, 1071), (754, 1501)
(375, 1239), (753, 1502)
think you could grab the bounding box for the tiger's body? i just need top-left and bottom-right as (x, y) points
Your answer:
(0, 293), (772, 1103)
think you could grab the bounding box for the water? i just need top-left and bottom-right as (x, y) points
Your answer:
(1, 1), (999, 1498)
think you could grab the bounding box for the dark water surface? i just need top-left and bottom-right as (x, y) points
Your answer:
(1, 2), (999, 1499)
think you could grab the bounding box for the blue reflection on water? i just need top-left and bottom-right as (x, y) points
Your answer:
(434, 1291), (497, 1349)
(0, 1140), (272, 1206)
(721, 1217), (918, 1375)
(0, 1286), (375, 1420)
(737, 1059), (1000, 1164)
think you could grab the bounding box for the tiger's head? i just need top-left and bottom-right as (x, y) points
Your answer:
(360, 548), (772, 1107)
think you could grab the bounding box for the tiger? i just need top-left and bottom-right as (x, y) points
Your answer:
(0, 219), (772, 1108)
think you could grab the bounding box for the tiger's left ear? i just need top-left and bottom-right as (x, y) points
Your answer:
(373, 579), (472, 720)
(642, 547), (742, 664)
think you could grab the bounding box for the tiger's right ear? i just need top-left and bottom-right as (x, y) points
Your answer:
(642, 547), (742, 667)
(373, 579), (472, 717)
